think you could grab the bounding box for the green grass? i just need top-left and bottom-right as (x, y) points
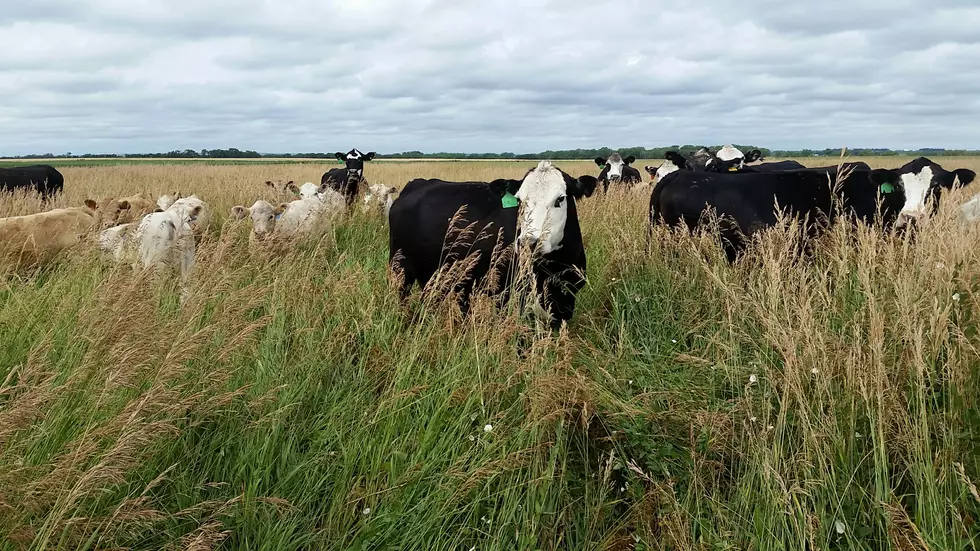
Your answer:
(1, 166), (979, 550)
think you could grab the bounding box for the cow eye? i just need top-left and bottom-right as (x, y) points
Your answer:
(554, 196), (566, 208)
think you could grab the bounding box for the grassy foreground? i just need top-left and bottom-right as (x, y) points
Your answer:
(1, 159), (979, 550)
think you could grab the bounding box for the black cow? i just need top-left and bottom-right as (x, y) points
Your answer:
(321, 148), (376, 207)
(388, 161), (598, 329)
(0, 165), (64, 201)
(890, 157), (976, 226)
(649, 167), (905, 262)
(595, 152), (641, 193)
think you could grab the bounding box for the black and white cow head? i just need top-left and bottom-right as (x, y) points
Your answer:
(334, 148), (376, 187)
(504, 161), (597, 255)
(893, 157), (976, 227)
(595, 152), (638, 185)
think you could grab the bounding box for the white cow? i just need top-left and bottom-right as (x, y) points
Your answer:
(231, 188), (346, 243)
(361, 183), (397, 220)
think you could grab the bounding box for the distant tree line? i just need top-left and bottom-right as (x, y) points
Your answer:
(4, 146), (979, 160)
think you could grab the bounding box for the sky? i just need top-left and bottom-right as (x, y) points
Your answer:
(1, 0), (979, 156)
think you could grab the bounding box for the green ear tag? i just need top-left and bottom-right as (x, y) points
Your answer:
(880, 183), (895, 194)
(501, 192), (519, 209)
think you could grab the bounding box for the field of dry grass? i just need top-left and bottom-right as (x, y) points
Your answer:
(1, 157), (979, 550)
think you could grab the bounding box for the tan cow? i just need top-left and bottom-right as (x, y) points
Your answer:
(0, 199), (104, 268)
(99, 194), (159, 229)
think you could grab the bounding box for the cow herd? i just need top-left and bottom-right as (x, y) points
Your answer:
(0, 145), (977, 329)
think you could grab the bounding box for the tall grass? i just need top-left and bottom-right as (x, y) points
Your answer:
(1, 159), (979, 550)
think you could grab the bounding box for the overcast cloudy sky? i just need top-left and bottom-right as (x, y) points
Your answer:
(1, 0), (978, 155)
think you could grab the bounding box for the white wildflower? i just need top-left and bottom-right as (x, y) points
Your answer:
(811, 368), (819, 375)
(749, 374), (758, 384)
(484, 424), (493, 433)
(750, 417), (757, 423)
(362, 507), (371, 515)
(628, 380), (633, 386)
(671, 339), (678, 344)
(768, 425), (775, 430)
(953, 293), (961, 302)
(834, 520), (845, 535)
(468, 435), (475, 442)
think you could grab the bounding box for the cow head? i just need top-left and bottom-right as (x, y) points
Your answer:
(595, 152), (636, 184)
(706, 144), (761, 172)
(894, 157), (977, 227)
(510, 161), (597, 255)
(97, 197), (136, 229)
(266, 180), (299, 199)
(231, 200), (287, 239)
(157, 191), (181, 211)
(297, 182), (334, 201)
(362, 183), (398, 214)
(646, 151), (689, 183)
(334, 148), (376, 187)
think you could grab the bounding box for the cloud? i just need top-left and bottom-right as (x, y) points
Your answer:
(1, 0), (978, 155)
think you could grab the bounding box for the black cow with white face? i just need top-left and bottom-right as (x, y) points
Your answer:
(595, 152), (641, 193)
(890, 157), (976, 227)
(388, 161), (598, 329)
(321, 148), (376, 207)
(0, 165), (64, 201)
(649, 166), (907, 263)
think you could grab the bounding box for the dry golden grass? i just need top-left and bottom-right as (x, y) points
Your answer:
(0, 156), (978, 550)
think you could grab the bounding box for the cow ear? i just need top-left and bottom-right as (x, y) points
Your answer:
(665, 151), (686, 167)
(568, 175), (598, 198)
(489, 179), (520, 197)
(334, 152), (346, 161)
(84, 199), (98, 210)
(286, 180), (294, 186)
(954, 169), (976, 187)
(869, 169), (900, 189)
(387, 186), (397, 194)
(318, 183), (331, 195)
(744, 149), (763, 163)
(264, 180), (275, 188)
(594, 157), (607, 167)
(231, 206), (248, 220)
(364, 152), (376, 161)
(276, 203), (289, 215)
(624, 155), (636, 165)
(118, 200), (131, 210)
(286, 183), (300, 195)
(644, 166), (655, 175)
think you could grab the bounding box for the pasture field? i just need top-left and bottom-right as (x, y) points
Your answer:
(1, 158), (980, 550)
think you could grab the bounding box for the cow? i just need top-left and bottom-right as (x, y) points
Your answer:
(891, 157), (976, 227)
(644, 146), (764, 183)
(265, 180), (300, 201)
(388, 160), (597, 329)
(156, 191), (181, 211)
(321, 148), (376, 207)
(595, 152), (642, 193)
(133, 200), (204, 302)
(99, 194), (159, 229)
(0, 199), (103, 268)
(0, 165), (65, 201)
(361, 183), (398, 219)
(231, 187), (346, 243)
(648, 167), (906, 263)
(167, 195), (211, 243)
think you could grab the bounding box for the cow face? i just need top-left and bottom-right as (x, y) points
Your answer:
(362, 183), (397, 213)
(231, 200), (286, 239)
(895, 157), (977, 226)
(647, 151), (688, 183)
(157, 191), (181, 211)
(266, 180), (299, 199)
(334, 148), (376, 186)
(513, 161), (597, 255)
(595, 153), (636, 183)
(297, 182), (330, 200)
(98, 197), (134, 229)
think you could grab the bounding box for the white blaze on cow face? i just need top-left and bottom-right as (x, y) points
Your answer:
(515, 161), (570, 255)
(604, 154), (625, 181)
(654, 159), (681, 182)
(898, 165), (935, 220)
